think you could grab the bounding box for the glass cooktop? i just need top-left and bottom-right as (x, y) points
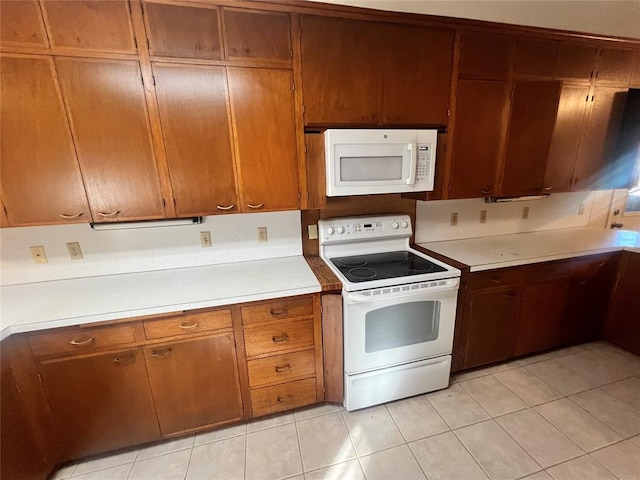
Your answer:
(329, 251), (447, 283)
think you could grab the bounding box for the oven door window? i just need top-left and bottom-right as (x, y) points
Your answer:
(365, 301), (440, 353)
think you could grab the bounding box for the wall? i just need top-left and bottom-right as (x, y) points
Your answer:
(0, 211), (302, 286)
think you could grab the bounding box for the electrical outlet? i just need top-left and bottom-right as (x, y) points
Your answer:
(522, 206), (530, 220)
(308, 224), (318, 240)
(450, 213), (458, 226)
(66, 242), (83, 260)
(257, 226), (268, 243)
(479, 210), (487, 223)
(578, 203), (585, 215)
(200, 231), (212, 248)
(30, 246), (48, 264)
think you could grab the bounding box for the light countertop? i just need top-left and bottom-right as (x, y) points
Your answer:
(0, 256), (321, 339)
(418, 227), (640, 272)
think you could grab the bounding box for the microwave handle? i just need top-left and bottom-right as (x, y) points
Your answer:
(406, 143), (417, 185)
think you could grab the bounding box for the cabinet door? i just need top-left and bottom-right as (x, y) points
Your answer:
(449, 79), (508, 198)
(0, 0), (48, 48)
(513, 37), (558, 78)
(605, 252), (640, 356)
(55, 58), (165, 221)
(41, 0), (136, 53)
(300, 15), (380, 126)
(145, 333), (243, 436)
(38, 349), (160, 458)
(631, 48), (640, 87)
(223, 8), (291, 62)
(1, 55), (90, 226)
(544, 84), (590, 192)
(228, 67), (299, 211)
(381, 24), (454, 126)
(596, 47), (635, 86)
(143, 2), (222, 60)
(574, 86), (628, 190)
(458, 32), (514, 80)
(500, 80), (561, 196)
(556, 42), (598, 81)
(153, 64), (238, 216)
(463, 286), (521, 369)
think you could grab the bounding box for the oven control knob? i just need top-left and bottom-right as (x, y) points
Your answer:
(400, 221), (409, 229)
(391, 222), (399, 229)
(336, 226), (345, 234)
(326, 227), (335, 235)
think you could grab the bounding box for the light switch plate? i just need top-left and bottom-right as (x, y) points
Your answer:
(308, 224), (318, 240)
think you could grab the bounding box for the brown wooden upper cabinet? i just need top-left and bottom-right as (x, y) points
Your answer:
(555, 41), (599, 81)
(458, 31), (515, 80)
(595, 46), (635, 85)
(223, 8), (292, 62)
(513, 37), (558, 79)
(300, 15), (454, 127)
(41, 0), (137, 53)
(1, 54), (91, 226)
(0, 0), (49, 48)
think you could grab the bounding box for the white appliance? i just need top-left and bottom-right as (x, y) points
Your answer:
(318, 214), (460, 411)
(325, 129), (437, 196)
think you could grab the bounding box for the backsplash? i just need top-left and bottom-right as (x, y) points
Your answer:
(0, 211), (302, 286)
(415, 191), (614, 243)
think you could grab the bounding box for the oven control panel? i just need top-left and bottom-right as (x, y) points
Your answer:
(319, 215), (412, 244)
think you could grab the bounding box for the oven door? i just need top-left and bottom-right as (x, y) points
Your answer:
(343, 281), (458, 375)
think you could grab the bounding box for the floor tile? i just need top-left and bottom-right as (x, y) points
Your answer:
(525, 359), (596, 395)
(245, 423), (302, 480)
(297, 412), (356, 472)
(409, 431), (488, 480)
(570, 388), (640, 437)
(494, 367), (563, 406)
(496, 409), (583, 468)
(127, 449), (191, 480)
(557, 350), (636, 386)
(186, 435), (245, 480)
(520, 472), (553, 480)
(546, 454), (617, 480)
(385, 395), (449, 442)
(454, 419), (540, 480)
(70, 463), (132, 480)
(535, 399), (622, 452)
(590, 440), (640, 480)
(601, 376), (640, 409)
(632, 435), (640, 449)
(303, 459), (365, 480)
(451, 368), (492, 382)
(246, 412), (295, 433)
(459, 374), (528, 417)
(51, 463), (76, 479)
(516, 349), (567, 366)
(294, 403), (342, 422)
(194, 422), (247, 446)
(341, 405), (405, 456)
(427, 383), (490, 429)
(135, 436), (194, 461)
(485, 360), (522, 374)
(72, 450), (138, 476)
(359, 445), (426, 480)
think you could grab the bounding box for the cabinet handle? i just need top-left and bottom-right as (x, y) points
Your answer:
(578, 280), (588, 286)
(503, 293), (515, 298)
(277, 394), (293, 403)
(59, 212), (84, 219)
(70, 336), (95, 346)
(270, 308), (288, 317)
(178, 321), (199, 330)
(216, 204), (235, 211)
(489, 278), (501, 283)
(151, 347), (172, 358)
(543, 186), (553, 191)
(96, 210), (121, 218)
(481, 189), (492, 195)
(113, 353), (136, 364)
(275, 364), (291, 373)
(247, 203), (264, 210)
(272, 334), (289, 343)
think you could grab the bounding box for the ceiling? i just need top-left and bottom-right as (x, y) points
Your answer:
(306, 0), (640, 39)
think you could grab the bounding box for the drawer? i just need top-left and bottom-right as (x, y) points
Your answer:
(572, 253), (614, 278)
(143, 309), (232, 340)
(28, 324), (137, 357)
(250, 378), (317, 417)
(243, 318), (314, 357)
(247, 349), (316, 388)
(469, 267), (525, 290)
(526, 259), (574, 283)
(241, 297), (313, 326)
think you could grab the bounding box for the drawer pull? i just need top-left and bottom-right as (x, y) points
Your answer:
(113, 354), (136, 364)
(96, 210), (121, 217)
(275, 364), (292, 373)
(277, 394), (293, 403)
(70, 336), (95, 346)
(489, 278), (501, 283)
(543, 186), (553, 191)
(179, 321), (199, 330)
(151, 347), (172, 358)
(247, 203), (264, 210)
(272, 334), (289, 343)
(270, 308), (288, 317)
(59, 212), (84, 219)
(481, 189), (492, 195)
(216, 204), (235, 211)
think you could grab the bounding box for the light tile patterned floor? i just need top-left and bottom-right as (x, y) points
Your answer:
(52, 341), (640, 480)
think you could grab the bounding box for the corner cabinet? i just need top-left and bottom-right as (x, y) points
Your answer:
(605, 251), (640, 356)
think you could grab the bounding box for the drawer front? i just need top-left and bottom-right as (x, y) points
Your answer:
(28, 324), (137, 357)
(244, 318), (314, 357)
(143, 309), (232, 340)
(241, 297), (313, 326)
(250, 378), (317, 417)
(469, 267), (525, 290)
(572, 254), (613, 278)
(526, 259), (574, 283)
(247, 349), (316, 388)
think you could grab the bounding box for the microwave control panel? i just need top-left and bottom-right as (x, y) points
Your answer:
(416, 144), (432, 183)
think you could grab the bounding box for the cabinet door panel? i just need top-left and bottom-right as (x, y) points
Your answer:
(300, 15), (380, 126)
(145, 334), (243, 436)
(143, 2), (222, 60)
(556, 42), (598, 81)
(55, 58), (165, 221)
(0, 0), (48, 48)
(228, 68), (299, 211)
(153, 64), (237, 216)
(501, 81), (561, 196)
(1, 55), (89, 226)
(382, 24), (454, 126)
(449, 79), (508, 198)
(596, 47), (635, 85)
(42, 0), (135, 53)
(513, 37), (558, 78)
(223, 9), (291, 62)
(458, 32), (514, 80)
(545, 84), (590, 192)
(605, 252), (640, 356)
(39, 349), (160, 458)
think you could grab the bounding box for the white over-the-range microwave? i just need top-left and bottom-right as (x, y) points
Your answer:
(325, 129), (437, 196)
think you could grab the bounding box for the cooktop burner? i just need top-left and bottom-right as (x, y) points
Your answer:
(330, 251), (447, 283)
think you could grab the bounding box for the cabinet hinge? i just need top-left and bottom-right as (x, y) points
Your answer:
(590, 70), (594, 79)
(147, 38), (150, 51)
(447, 183), (451, 192)
(585, 94), (589, 102)
(447, 109), (451, 117)
(591, 95), (595, 102)
(520, 292), (525, 301)
(162, 198), (166, 207)
(297, 192), (302, 200)
(292, 81), (295, 92)
(173, 198), (177, 207)
(133, 36), (138, 49)
(290, 49), (293, 59)
(37, 373), (42, 384)
(140, 74), (144, 86)
(299, 26), (303, 38)
(304, 144), (307, 153)
(302, 104), (305, 114)
(15, 383), (22, 394)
